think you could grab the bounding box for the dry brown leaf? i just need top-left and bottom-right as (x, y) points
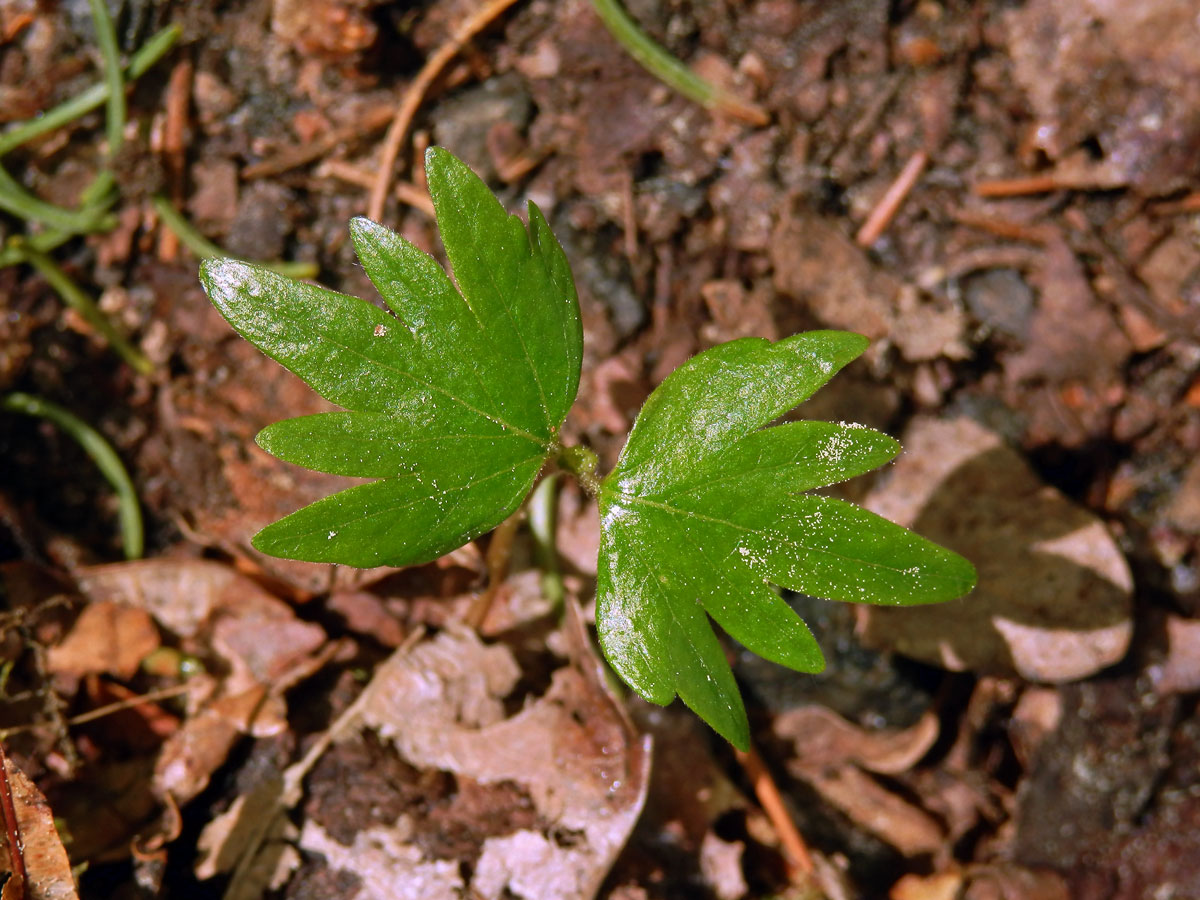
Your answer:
(1005, 239), (1131, 388)
(153, 688), (272, 804)
(773, 706), (939, 775)
(555, 483), (601, 579)
(195, 776), (300, 898)
(698, 831), (748, 900)
(327, 604), (650, 900)
(325, 590), (406, 647)
(700, 279), (777, 343)
(76, 560), (325, 806)
(963, 863), (1069, 900)
(77, 559), (326, 696)
(1008, 687), (1062, 768)
(860, 416), (1132, 681)
(795, 764), (944, 857)
(45, 601), (159, 680)
(0, 754), (79, 900)
(298, 819), (464, 899)
(76, 558), (288, 639)
(770, 212), (966, 361)
(770, 211), (896, 341)
(774, 707), (944, 856)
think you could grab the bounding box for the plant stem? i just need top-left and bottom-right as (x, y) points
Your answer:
(528, 475), (565, 608)
(151, 194), (320, 279)
(558, 443), (601, 497)
(588, 0), (768, 126)
(9, 239), (154, 375)
(0, 24), (180, 157)
(88, 0), (126, 157)
(2, 392), (145, 560)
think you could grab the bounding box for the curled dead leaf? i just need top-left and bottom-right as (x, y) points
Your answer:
(773, 706), (939, 775)
(45, 601), (159, 680)
(300, 602), (650, 900)
(774, 706), (944, 856)
(860, 417), (1132, 681)
(0, 752), (80, 900)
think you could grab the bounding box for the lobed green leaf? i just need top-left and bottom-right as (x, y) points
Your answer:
(199, 148), (582, 567)
(597, 332), (976, 750)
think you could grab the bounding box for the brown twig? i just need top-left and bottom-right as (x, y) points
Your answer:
(242, 103), (395, 179)
(0, 683), (192, 740)
(972, 173), (1064, 197)
(1151, 191), (1200, 216)
(621, 167), (639, 266)
(0, 744), (27, 900)
(366, 0), (522, 222)
(736, 742), (815, 879)
(855, 149), (928, 246)
(316, 159), (436, 218)
(948, 208), (1053, 244)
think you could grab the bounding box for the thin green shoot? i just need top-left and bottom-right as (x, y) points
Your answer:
(0, 25), (180, 157)
(9, 239), (154, 375)
(0, 230), (72, 269)
(589, 0), (768, 126)
(152, 195), (320, 281)
(0, 171), (120, 270)
(2, 392), (144, 560)
(528, 475), (565, 609)
(0, 163), (116, 233)
(88, 0), (126, 157)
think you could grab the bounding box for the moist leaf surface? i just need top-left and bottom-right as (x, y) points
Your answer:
(199, 148), (582, 567)
(596, 332), (976, 749)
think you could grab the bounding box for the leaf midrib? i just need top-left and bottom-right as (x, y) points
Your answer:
(298, 326), (549, 447)
(606, 491), (965, 585)
(277, 451), (543, 541)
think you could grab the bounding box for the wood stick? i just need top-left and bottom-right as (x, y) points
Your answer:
(856, 149), (928, 246)
(366, 0), (522, 222)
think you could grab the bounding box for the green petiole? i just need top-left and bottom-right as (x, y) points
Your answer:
(0, 162), (116, 233)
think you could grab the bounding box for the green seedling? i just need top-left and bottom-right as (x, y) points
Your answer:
(200, 147), (975, 749)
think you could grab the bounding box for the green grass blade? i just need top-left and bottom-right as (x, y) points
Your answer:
(2, 392), (144, 559)
(588, 0), (768, 125)
(88, 0), (126, 157)
(0, 24), (180, 157)
(12, 240), (153, 374)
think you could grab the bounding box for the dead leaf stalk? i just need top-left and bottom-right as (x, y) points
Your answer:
(736, 743), (816, 879)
